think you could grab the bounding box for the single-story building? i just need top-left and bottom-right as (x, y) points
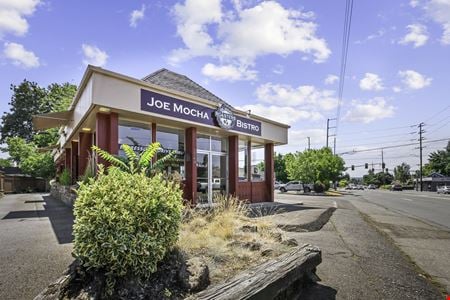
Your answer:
(415, 172), (450, 192)
(33, 66), (289, 204)
(0, 167), (47, 193)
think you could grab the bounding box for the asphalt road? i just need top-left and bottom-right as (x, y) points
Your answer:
(351, 189), (450, 230)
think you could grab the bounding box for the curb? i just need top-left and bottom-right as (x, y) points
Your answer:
(277, 207), (337, 232)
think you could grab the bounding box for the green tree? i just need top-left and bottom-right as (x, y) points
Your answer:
(5, 137), (35, 165)
(285, 147), (345, 187)
(274, 153), (289, 183)
(0, 80), (47, 143)
(427, 141), (450, 176)
(0, 80), (76, 146)
(0, 158), (12, 168)
(21, 152), (55, 180)
(394, 162), (411, 183)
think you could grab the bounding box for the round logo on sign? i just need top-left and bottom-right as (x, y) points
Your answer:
(215, 105), (236, 130)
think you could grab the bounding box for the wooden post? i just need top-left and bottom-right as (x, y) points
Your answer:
(185, 127), (197, 205)
(78, 132), (92, 177)
(265, 143), (274, 202)
(228, 136), (238, 196)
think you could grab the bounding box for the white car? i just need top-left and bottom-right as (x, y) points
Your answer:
(437, 186), (450, 194)
(274, 181), (282, 189)
(279, 181), (311, 193)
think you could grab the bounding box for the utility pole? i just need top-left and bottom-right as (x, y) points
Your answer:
(307, 137), (311, 150)
(381, 149), (384, 172)
(333, 137), (336, 155)
(418, 122), (424, 192)
(326, 118), (336, 148)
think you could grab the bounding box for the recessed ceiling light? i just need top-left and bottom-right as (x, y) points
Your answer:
(82, 127), (91, 132)
(99, 107), (111, 113)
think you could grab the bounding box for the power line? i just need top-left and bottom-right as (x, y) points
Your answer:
(426, 119), (450, 135)
(424, 104), (450, 123)
(338, 137), (449, 155)
(335, 123), (417, 136)
(334, 0), (354, 138)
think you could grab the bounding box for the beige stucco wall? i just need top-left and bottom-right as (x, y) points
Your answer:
(91, 72), (288, 144)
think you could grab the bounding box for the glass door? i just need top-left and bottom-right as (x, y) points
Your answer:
(196, 153), (209, 204)
(211, 154), (227, 201)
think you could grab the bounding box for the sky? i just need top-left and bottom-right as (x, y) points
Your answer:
(0, 0), (449, 177)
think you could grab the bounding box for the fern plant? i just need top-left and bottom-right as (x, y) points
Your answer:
(92, 142), (176, 175)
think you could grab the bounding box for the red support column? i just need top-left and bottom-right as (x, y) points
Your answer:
(151, 122), (157, 164)
(78, 132), (93, 177)
(65, 148), (71, 171)
(228, 136), (238, 196)
(265, 143), (275, 202)
(247, 140), (252, 202)
(71, 141), (78, 183)
(185, 127), (197, 205)
(95, 112), (119, 166)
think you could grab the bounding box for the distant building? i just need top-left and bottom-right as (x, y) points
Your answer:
(0, 167), (46, 193)
(416, 172), (450, 191)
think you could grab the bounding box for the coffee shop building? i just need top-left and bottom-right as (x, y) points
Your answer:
(33, 66), (289, 204)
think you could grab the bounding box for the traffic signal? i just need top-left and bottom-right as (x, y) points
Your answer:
(382, 163), (386, 169)
(372, 168), (375, 172)
(365, 163), (368, 169)
(351, 165), (355, 171)
(386, 168), (389, 173)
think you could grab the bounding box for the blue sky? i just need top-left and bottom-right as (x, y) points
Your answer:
(0, 0), (449, 176)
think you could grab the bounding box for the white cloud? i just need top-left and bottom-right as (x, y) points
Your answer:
(201, 63), (257, 81)
(392, 86), (402, 93)
(0, 0), (41, 37)
(344, 97), (395, 124)
(359, 73), (384, 91)
(426, 0), (450, 44)
(169, 0), (331, 69)
(399, 24), (429, 47)
(410, 0), (420, 8)
(398, 69), (432, 89)
(256, 82), (338, 110)
(236, 104), (322, 125)
(3, 42), (39, 68)
(324, 74), (339, 85)
(129, 5), (146, 28)
(81, 44), (108, 67)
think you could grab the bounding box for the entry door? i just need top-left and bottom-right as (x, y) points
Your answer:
(196, 152), (227, 204)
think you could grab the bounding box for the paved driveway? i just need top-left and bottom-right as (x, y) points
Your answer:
(0, 194), (74, 300)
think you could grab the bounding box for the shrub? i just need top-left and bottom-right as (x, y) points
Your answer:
(73, 167), (183, 279)
(313, 181), (325, 193)
(59, 168), (71, 186)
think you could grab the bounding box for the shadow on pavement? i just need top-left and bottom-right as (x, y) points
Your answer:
(2, 195), (74, 244)
(302, 283), (337, 299)
(247, 202), (320, 218)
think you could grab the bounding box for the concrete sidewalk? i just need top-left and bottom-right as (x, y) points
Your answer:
(0, 194), (74, 300)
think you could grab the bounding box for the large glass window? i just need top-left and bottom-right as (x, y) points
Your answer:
(251, 142), (265, 182)
(156, 126), (185, 178)
(197, 135), (227, 153)
(238, 140), (248, 181)
(118, 120), (151, 155)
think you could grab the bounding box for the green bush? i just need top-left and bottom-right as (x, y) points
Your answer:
(380, 184), (392, 190)
(73, 167), (183, 279)
(59, 168), (71, 186)
(313, 181), (325, 193)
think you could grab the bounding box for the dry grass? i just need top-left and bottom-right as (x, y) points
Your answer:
(177, 195), (290, 284)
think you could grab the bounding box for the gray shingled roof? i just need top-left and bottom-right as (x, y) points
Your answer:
(142, 68), (229, 106)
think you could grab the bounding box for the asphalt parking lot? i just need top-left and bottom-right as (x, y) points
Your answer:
(0, 193), (74, 300)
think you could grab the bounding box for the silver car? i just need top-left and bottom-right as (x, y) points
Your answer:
(279, 181), (311, 193)
(437, 186), (450, 194)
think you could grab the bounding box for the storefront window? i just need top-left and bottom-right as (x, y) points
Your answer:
(197, 135), (227, 153)
(238, 140), (248, 181)
(251, 142), (265, 182)
(197, 134), (210, 151)
(156, 126), (185, 178)
(118, 120), (151, 155)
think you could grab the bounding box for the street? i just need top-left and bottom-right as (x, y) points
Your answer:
(351, 189), (450, 230)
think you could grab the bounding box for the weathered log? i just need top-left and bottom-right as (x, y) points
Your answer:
(189, 244), (321, 300)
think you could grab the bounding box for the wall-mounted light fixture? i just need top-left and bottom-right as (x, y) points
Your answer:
(81, 127), (91, 132)
(99, 107), (111, 113)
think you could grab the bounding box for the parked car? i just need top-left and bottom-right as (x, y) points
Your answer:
(368, 184), (376, 190)
(274, 181), (282, 189)
(391, 184), (403, 191)
(437, 186), (450, 194)
(279, 181), (311, 193)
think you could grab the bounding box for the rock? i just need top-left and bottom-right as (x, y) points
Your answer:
(282, 238), (299, 247)
(178, 257), (210, 293)
(228, 241), (262, 251)
(241, 225), (258, 232)
(261, 248), (273, 256)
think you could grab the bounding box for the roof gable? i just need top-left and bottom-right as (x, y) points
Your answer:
(142, 69), (229, 106)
